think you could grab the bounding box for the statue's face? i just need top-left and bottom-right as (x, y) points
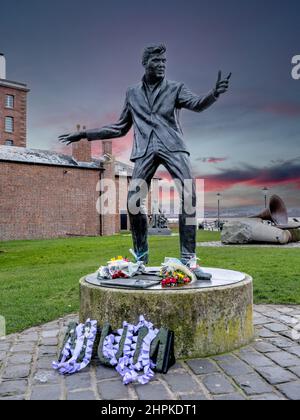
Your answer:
(145, 53), (166, 79)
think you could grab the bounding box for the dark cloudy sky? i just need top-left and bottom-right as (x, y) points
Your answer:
(1, 0), (300, 213)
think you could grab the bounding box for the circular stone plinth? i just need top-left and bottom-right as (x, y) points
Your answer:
(79, 268), (254, 359)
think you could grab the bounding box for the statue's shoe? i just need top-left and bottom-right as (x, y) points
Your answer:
(191, 266), (212, 281)
(181, 257), (212, 281)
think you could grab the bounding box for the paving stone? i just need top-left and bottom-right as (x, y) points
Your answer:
(23, 327), (39, 334)
(18, 333), (38, 342)
(164, 372), (201, 393)
(265, 323), (289, 333)
(2, 364), (31, 379)
(253, 341), (279, 353)
(265, 351), (300, 368)
(279, 315), (298, 325)
(98, 380), (130, 400)
(0, 341), (12, 352)
(213, 354), (237, 363)
(33, 370), (60, 385)
(41, 330), (59, 338)
(185, 359), (219, 375)
(254, 306), (271, 315)
(217, 355), (254, 377)
(65, 372), (92, 391)
(95, 365), (120, 380)
(179, 393), (208, 400)
(276, 381), (300, 400)
(253, 306), (269, 314)
(287, 346), (300, 357)
(8, 352), (32, 365)
(257, 328), (278, 338)
(202, 374), (236, 395)
(135, 382), (172, 400)
(12, 343), (36, 353)
(43, 323), (60, 331)
(37, 356), (55, 370)
(168, 362), (185, 371)
(249, 393), (285, 400)
(233, 373), (273, 396)
(0, 351), (6, 362)
(275, 307), (297, 314)
(0, 395), (25, 400)
(267, 313), (287, 322)
(280, 329), (299, 341)
(288, 366), (300, 377)
(255, 365), (297, 385)
(258, 310), (281, 319)
(40, 337), (58, 346)
(31, 384), (61, 400)
(0, 380), (28, 397)
(267, 336), (295, 348)
(67, 390), (97, 400)
(214, 393), (245, 400)
(236, 349), (274, 368)
(253, 316), (271, 326)
(38, 346), (58, 356)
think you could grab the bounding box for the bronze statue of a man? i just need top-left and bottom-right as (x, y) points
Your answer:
(60, 44), (231, 280)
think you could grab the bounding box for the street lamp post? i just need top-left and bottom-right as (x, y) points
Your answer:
(217, 193), (221, 230)
(262, 187), (269, 209)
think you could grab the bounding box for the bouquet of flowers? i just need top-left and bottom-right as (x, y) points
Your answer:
(97, 254), (145, 280)
(160, 258), (196, 288)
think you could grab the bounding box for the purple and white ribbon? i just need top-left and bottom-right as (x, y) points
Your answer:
(102, 315), (159, 385)
(52, 319), (97, 375)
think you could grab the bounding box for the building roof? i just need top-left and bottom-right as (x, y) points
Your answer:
(0, 78), (30, 92)
(0, 145), (160, 179)
(0, 145), (103, 169)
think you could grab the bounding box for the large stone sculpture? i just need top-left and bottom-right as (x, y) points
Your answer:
(222, 195), (300, 244)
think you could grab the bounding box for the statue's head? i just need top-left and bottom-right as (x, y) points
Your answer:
(142, 44), (166, 80)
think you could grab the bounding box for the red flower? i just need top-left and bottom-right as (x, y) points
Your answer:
(112, 270), (128, 279)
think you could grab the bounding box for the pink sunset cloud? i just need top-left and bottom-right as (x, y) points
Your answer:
(196, 157), (228, 164)
(261, 102), (300, 117)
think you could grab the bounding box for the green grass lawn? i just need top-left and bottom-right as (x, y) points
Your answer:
(0, 231), (299, 334)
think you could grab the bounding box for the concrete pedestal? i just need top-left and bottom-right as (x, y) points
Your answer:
(148, 228), (172, 236)
(79, 268), (254, 359)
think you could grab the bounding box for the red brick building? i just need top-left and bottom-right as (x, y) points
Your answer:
(0, 138), (158, 241)
(0, 54), (29, 148)
(0, 55), (158, 241)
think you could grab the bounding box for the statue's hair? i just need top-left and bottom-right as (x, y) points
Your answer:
(142, 44), (166, 66)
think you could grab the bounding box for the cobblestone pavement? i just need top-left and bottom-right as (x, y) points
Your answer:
(0, 305), (300, 400)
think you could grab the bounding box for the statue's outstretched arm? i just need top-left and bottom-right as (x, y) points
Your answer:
(59, 91), (132, 145)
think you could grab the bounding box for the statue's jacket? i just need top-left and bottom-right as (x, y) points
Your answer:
(86, 79), (217, 162)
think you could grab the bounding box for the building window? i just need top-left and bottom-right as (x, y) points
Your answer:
(5, 117), (14, 133)
(5, 95), (14, 109)
(5, 139), (14, 146)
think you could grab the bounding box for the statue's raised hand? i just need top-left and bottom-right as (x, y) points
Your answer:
(58, 131), (84, 145)
(214, 71), (231, 98)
